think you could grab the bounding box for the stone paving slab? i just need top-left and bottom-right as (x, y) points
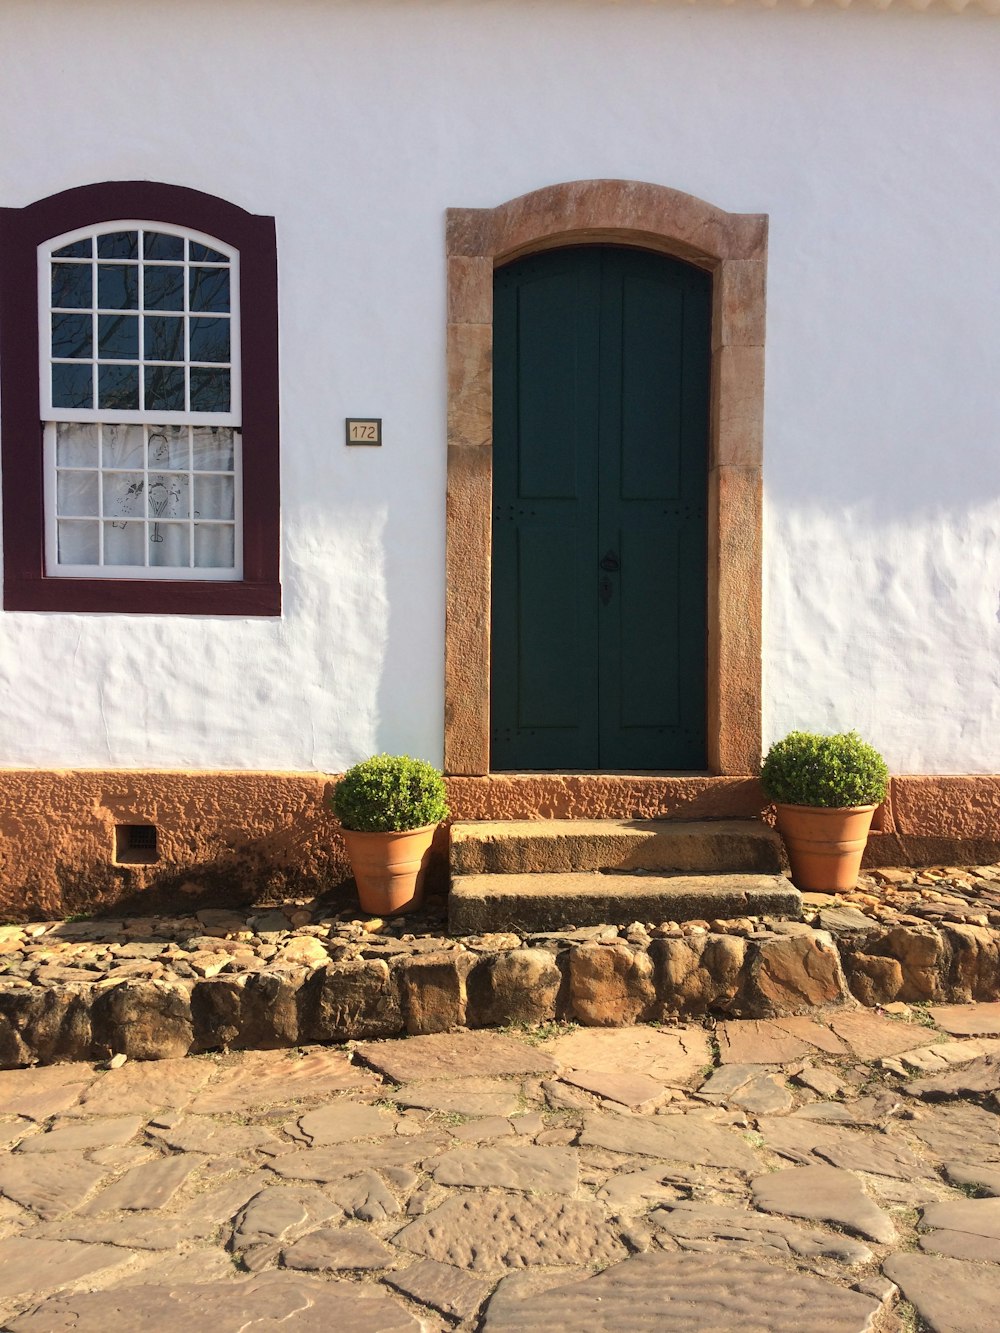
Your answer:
(0, 1066), (96, 1119)
(391, 1076), (524, 1117)
(392, 1193), (627, 1272)
(0, 1153), (107, 1220)
(648, 1199), (874, 1264)
(481, 1252), (883, 1332)
(353, 1031), (558, 1083)
(384, 1258), (491, 1321)
(883, 1252), (1000, 1333)
(6, 1273), (422, 1332)
(428, 1144), (579, 1195)
(580, 1110), (763, 1171)
(751, 1164), (897, 1244)
(70, 1057), (213, 1115)
(931, 1002), (1000, 1036)
(544, 1026), (712, 1084)
(0, 1237), (137, 1301)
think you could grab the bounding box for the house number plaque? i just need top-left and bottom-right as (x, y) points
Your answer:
(346, 418), (382, 446)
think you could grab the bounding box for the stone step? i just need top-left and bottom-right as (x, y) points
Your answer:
(448, 871), (801, 934)
(450, 819), (783, 876)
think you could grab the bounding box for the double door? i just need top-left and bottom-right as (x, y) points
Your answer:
(491, 245), (710, 770)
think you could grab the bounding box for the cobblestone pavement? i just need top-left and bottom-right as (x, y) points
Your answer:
(5, 865), (1000, 989)
(4, 1006), (1000, 1330)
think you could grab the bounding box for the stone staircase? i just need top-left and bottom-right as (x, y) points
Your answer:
(448, 819), (800, 933)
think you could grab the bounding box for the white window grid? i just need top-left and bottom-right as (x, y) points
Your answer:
(39, 221), (243, 579)
(39, 221), (241, 428)
(44, 422), (243, 581)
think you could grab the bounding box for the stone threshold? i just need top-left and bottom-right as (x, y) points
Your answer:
(3, 864), (1000, 1068)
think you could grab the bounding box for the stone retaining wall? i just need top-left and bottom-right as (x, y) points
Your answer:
(4, 914), (1000, 1069)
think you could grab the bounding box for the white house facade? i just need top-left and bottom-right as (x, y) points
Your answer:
(1, 0), (999, 917)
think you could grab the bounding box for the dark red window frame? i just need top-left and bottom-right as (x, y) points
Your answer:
(0, 181), (280, 615)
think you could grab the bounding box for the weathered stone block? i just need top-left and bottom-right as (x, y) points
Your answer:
(237, 971), (303, 1049)
(568, 944), (656, 1026)
(304, 960), (403, 1042)
(844, 953), (905, 1007)
(650, 935), (746, 1015)
(190, 976), (246, 1052)
(701, 935), (748, 1008)
(0, 983), (93, 1068)
(942, 924), (1000, 1002)
(397, 951), (469, 1035)
(466, 948), (563, 1028)
(91, 980), (193, 1060)
(746, 934), (848, 1015)
(882, 925), (945, 1002)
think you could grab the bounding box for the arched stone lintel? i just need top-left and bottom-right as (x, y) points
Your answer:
(445, 179), (766, 779)
(447, 179), (767, 268)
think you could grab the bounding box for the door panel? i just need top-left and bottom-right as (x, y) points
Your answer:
(491, 245), (709, 771)
(491, 250), (600, 770)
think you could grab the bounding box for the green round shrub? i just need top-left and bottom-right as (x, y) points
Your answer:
(760, 731), (889, 809)
(330, 754), (449, 832)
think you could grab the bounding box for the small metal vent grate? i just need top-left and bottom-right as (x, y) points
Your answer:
(115, 824), (159, 864)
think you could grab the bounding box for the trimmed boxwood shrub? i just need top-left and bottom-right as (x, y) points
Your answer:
(330, 754), (449, 832)
(760, 731), (889, 809)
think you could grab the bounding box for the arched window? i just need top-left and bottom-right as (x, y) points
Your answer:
(0, 183), (279, 614)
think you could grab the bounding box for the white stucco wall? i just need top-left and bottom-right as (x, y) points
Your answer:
(0, 0), (998, 774)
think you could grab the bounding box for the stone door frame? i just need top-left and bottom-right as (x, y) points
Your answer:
(444, 179), (767, 777)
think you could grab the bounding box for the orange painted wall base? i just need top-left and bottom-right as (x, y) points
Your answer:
(0, 770), (998, 922)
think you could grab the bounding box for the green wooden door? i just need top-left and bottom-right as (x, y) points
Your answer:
(491, 245), (710, 771)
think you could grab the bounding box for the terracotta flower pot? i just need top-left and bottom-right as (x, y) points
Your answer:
(774, 803), (877, 894)
(340, 823), (437, 916)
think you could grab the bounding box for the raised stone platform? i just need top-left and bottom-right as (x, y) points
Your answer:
(450, 820), (785, 876)
(448, 871), (800, 933)
(448, 818), (796, 932)
(3, 863), (1000, 1067)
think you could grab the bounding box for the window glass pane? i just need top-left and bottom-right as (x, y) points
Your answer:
(57, 520), (99, 564)
(189, 242), (228, 263)
(97, 231), (138, 259)
(189, 317), (230, 364)
(56, 470), (99, 517)
(104, 521), (145, 566)
(52, 263), (92, 309)
(104, 423), (145, 469)
(148, 522), (188, 567)
(144, 266), (184, 312)
(194, 524), (235, 568)
(56, 422), (99, 467)
(143, 232), (184, 261)
(192, 426), (235, 471)
(99, 364), (139, 410)
(190, 367), (230, 412)
(145, 366), (185, 412)
(189, 267), (230, 313)
(98, 313), (138, 360)
(52, 363), (93, 409)
(144, 315), (184, 362)
(148, 473), (190, 520)
(53, 239), (92, 259)
(148, 426), (189, 470)
(52, 313), (92, 359)
(103, 473), (144, 520)
(98, 264), (139, 310)
(194, 474), (234, 520)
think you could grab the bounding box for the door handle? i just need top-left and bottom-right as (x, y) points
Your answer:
(599, 576), (613, 606)
(600, 550), (620, 572)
